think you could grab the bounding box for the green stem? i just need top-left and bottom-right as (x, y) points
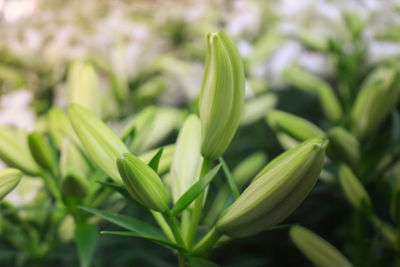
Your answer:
(186, 159), (211, 248)
(163, 211), (186, 248)
(191, 227), (223, 256)
(151, 210), (175, 243)
(181, 210), (191, 240)
(178, 252), (185, 267)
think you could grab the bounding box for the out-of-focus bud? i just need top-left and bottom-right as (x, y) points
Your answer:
(240, 94), (277, 126)
(266, 110), (325, 142)
(139, 145), (175, 175)
(117, 153), (169, 212)
(339, 164), (371, 212)
(28, 132), (57, 175)
(327, 127), (360, 167)
(246, 32), (281, 67)
(58, 215), (76, 243)
(68, 104), (129, 183)
(276, 132), (300, 150)
(67, 61), (101, 117)
(297, 31), (329, 51)
(351, 65), (400, 141)
(0, 127), (40, 176)
(199, 31), (245, 160)
(216, 138), (327, 238)
(290, 225), (353, 267)
(0, 168), (22, 200)
(283, 66), (343, 123)
(47, 107), (80, 149)
(232, 152), (268, 187)
(110, 42), (129, 101)
(170, 115), (203, 203)
(133, 76), (166, 108)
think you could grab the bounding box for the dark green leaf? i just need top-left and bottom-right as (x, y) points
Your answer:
(75, 223), (98, 267)
(148, 147), (164, 172)
(219, 157), (239, 199)
(97, 180), (135, 202)
(172, 164), (221, 216)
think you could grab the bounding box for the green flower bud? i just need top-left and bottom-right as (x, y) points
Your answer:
(170, 115), (203, 203)
(240, 94), (277, 126)
(0, 168), (22, 200)
(58, 215), (76, 243)
(246, 32), (281, 67)
(139, 145), (175, 175)
(133, 76), (166, 108)
(117, 153), (169, 212)
(232, 152), (267, 187)
(339, 164), (371, 212)
(276, 132), (300, 150)
(351, 65), (400, 140)
(0, 127), (40, 176)
(327, 127), (360, 167)
(28, 132), (57, 175)
(216, 138), (327, 238)
(68, 104), (129, 183)
(48, 107), (80, 149)
(297, 31), (329, 51)
(283, 66), (343, 123)
(199, 31), (245, 160)
(266, 110), (325, 142)
(290, 225), (353, 267)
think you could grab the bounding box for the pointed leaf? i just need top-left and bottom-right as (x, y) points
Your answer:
(172, 164), (221, 216)
(219, 157), (239, 199)
(75, 223), (99, 267)
(148, 147), (164, 172)
(97, 180), (135, 203)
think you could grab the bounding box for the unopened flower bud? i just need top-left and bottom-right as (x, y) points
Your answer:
(28, 132), (57, 175)
(0, 168), (22, 200)
(327, 127), (359, 167)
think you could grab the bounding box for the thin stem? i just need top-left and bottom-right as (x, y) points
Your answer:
(181, 210), (191, 240)
(186, 159), (211, 248)
(219, 157), (239, 199)
(163, 211), (186, 248)
(178, 252), (185, 267)
(191, 227), (223, 256)
(151, 210), (175, 243)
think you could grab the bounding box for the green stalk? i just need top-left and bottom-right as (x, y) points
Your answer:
(163, 211), (186, 248)
(178, 252), (186, 267)
(191, 227), (223, 256)
(181, 210), (191, 239)
(151, 210), (175, 243)
(186, 159), (211, 248)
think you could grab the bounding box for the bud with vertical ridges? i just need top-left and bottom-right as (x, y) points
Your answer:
(216, 138), (327, 238)
(0, 168), (22, 200)
(199, 31), (245, 160)
(68, 104), (129, 183)
(327, 127), (360, 168)
(117, 153), (169, 212)
(48, 107), (80, 149)
(28, 132), (57, 175)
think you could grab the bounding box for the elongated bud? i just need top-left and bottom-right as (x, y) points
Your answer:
(216, 138), (327, 238)
(139, 145), (175, 175)
(117, 153), (169, 212)
(199, 31), (245, 160)
(0, 127), (40, 176)
(284, 66), (343, 123)
(48, 107), (80, 149)
(339, 164), (371, 212)
(351, 65), (400, 140)
(246, 32), (281, 67)
(266, 110), (325, 142)
(0, 168), (22, 200)
(240, 94), (277, 126)
(232, 152), (267, 187)
(290, 225), (353, 267)
(170, 115), (203, 203)
(28, 132), (57, 175)
(327, 127), (359, 167)
(297, 31), (329, 51)
(68, 104), (129, 183)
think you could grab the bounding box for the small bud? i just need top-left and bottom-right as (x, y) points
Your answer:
(199, 31), (245, 160)
(216, 138), (327, 238)
(0, 127), (40, 176)
(28, 132), (57, 175)
(0, 168), (22, 200)
(266, 110), (325, 142)
(240, 94), (277, 126)
(327, 127), (360, 167)
(297, 31), (329, 51)
(339, 164), (371, 212)
(117, 153), (169, 212)
(47, 107), (80, 149)
(68, 104), (129, 183)
(290, 225), (353, 267)
(232, 152), (267, 187)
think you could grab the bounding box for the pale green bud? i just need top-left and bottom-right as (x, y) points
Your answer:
(58, 215), (76, 243)
(240, 94), (277, 126)
(246, 32), (281, 67)
(133, 76), (166, 108)
(110, 42), (129, 101)
(139, 145), (175, 175)
(28, 132), (57, 175)
(68, 104), (129, 183)
(351, 65), (400, 140)
(339, 164), (371, 212)
(297, 31), (329, 51)
(266, 110), (325, 142)
(216, 138), (327, 238)
(117, 153), (169, 212)
(276, 132), (300, 150)
(284, 66), (343, 123)
(290, 225), (353, 267)
(232, 152), (267, 187)
(0, 168), (22, 200)
(199, 31), (245, 160)
(47, 107), (80, 149)
(0, 127), (40, 176)
(170, 115), (203, 203)
(327, 127), (359, 167)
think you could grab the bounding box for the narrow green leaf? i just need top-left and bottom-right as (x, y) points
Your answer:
(96, 180), (135, 203)
(219, 157), (239, 199)
(148, 147), (164, 172)
(186, 257), (220, 267)
(75, 223), (99, 267)
(172, 164), (221, 216)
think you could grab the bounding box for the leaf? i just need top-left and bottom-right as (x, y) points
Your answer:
(97, 180), (135, 202)
(101, 231), (184, 251)
(172, 164), (221, 216)
(80, 207), (185, 251)
(75, 223), (99, 267)
(148, 147), (164, 172)
(219, 157), (239, 199)
(392, 110), (400, 145)
(186, 257), (220, 267)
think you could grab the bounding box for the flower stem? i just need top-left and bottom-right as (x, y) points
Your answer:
(151, 210), (175, 243)
(163, 211), (186, 248)
(191, 227), (223, 256)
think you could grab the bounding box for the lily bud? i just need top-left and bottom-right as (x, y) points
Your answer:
(47, 107), (80, 149)
(117, 153), (169, 212)
(339, 164), (371, 212)
(266, 110), (325, 142)
(170, 115), (203, 203)
(199, 31), (245, 160)
(240, 94), (277, 126)
(68, 104), (129, 183)
(327, 127), (360, 167)
(290, 225), (353, 267)
(216, 138), (327, 238)
(0, 127), (40, 176)
(28, 132), (57, 175)
(0, 168), (22, 200)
